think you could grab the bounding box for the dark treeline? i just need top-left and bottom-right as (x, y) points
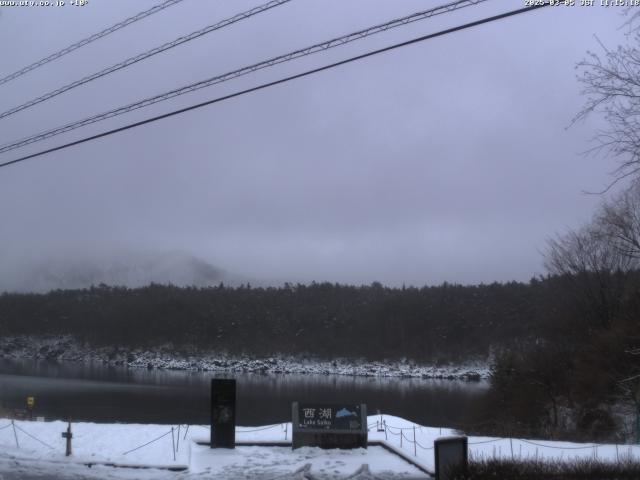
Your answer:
(0, 272), (638, 440)
(472, 270), (640, 442)
(0, 279), (550, 362)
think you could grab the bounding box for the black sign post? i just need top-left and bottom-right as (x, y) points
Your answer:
(211, 379), (236, 449)
(61, 422), (72, 456)
(292, 402), (367, 449)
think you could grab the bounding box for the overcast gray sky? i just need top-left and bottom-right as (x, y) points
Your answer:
(0, 0), (634, 288)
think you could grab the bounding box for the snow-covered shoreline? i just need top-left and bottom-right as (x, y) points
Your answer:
(0, 335), (490, 380)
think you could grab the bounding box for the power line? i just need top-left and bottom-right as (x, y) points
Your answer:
(0, 0), (186, 86)
(0, 2), (550, 170)
(0, 0), (489, 154)
(0, 0), (292, 121)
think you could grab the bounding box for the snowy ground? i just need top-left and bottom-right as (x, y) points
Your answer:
(0, 336), (489, 380)
(1, 415), (638, 479)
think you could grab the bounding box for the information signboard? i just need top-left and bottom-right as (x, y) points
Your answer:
(292, 402), (367, 449)
(297, 404), (362, 431)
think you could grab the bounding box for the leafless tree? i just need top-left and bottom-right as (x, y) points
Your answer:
(545, 214), (633, 329)
(597, 180), (640, 259)
(574, 14), (640, 190)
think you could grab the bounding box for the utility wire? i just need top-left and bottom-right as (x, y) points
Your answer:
(0, 0), (186, 86)
(0, 0), (292, 121)
(0, 0), (489, 154)
(0, 3), (551, 170)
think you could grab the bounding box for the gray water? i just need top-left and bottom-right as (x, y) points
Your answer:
(0, 359), (488, 427)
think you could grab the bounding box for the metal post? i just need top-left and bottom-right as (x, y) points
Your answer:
(176, 425), (180, 452)
(413, 426), (416, 456)
(11, 420), (19, 448)
(171, 427), (176, 461)
(400, 429), (403, 448)
(510, 438), (514, 460)
(64, 422), (72, 456)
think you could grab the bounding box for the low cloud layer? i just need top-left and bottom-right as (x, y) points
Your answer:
(0, 0), (630, 289)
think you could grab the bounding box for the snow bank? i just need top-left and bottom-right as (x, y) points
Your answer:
(1, 414), (638, 479)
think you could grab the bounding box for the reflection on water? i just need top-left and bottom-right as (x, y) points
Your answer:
(0, 359), (488, 427)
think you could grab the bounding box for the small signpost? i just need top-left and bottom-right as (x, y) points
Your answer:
(211, 379), (236, 449)
(434, 436), (467, 480)
(61, 422), (72, 456)
(26, 396), (34, 420)
(292, 402), (367, 449)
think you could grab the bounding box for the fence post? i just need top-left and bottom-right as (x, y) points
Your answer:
(400, 429), (403, 448)
(11, 420), (19, 448)
(636, 403), (640, 444)
(413, 426), (416, 457)
(176, 425), (181, 452)
(285, 423), (288, 441)
(171, 427), (176, 461)
(510, 438), (514, 460)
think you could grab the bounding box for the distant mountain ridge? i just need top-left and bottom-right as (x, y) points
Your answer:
(1, 251), (249, 293)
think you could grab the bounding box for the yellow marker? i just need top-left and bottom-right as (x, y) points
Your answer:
(26, 396), (34, 408)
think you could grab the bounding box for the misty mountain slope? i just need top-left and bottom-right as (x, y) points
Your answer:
(0, 251), (250, 293)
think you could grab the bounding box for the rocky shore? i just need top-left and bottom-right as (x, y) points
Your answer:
(0, 335), (489, 380)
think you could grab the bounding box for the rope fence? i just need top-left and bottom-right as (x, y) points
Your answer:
(11, 422), (54, 449)
(519, 438), (600, 450)
(415, 439), (433, 451)
(469, 438), (504, 445)
(237, 424), (282, 433)
(375, 415), (640, 461)
(122, 429), (173, 456)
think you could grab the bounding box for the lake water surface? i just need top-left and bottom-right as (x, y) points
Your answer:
(0, 359), (488, 427)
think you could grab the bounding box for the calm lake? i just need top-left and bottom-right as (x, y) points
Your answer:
(0, 359), (488, 427)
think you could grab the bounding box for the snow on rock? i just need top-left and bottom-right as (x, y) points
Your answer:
(0, 335), (490, 380)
